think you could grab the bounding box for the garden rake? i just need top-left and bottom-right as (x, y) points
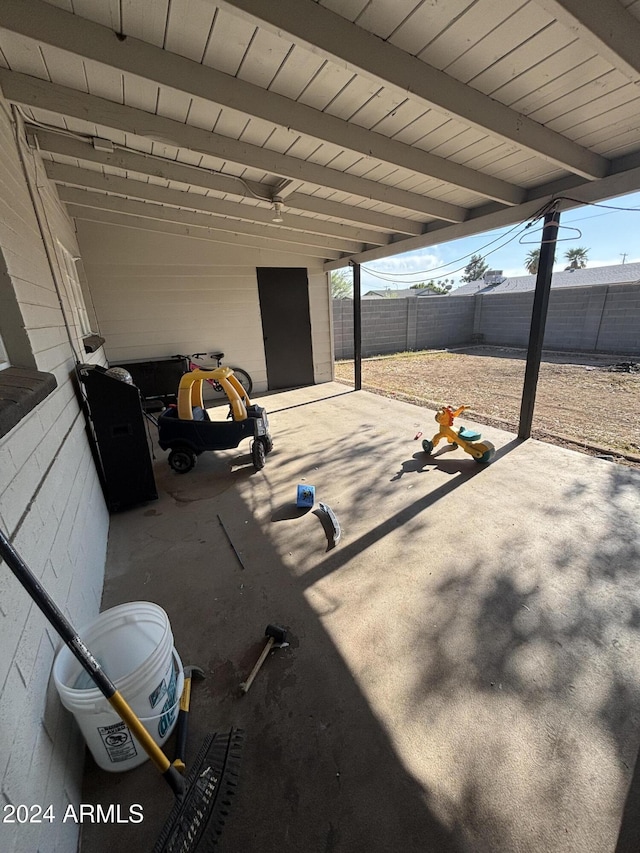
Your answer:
(0, 528), (243, 853)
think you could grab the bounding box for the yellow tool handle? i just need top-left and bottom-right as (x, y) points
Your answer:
(109, 691), (170, 773)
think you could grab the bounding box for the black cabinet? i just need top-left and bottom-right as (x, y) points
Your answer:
(112, 357), (188, 411)
(76, 365), (158, 512)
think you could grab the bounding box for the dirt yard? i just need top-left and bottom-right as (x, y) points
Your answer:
(334, 346), (640, 467)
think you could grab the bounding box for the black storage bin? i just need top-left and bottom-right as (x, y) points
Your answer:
(76, 364), (157, 512)
(112, 357), (188, 411)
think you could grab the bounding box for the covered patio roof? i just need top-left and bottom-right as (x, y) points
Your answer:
(0, 0), (639, 268)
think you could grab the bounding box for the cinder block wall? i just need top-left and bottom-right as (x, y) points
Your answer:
(363, 300), (412, 355)
(334, 296), (475, 357)
(475, 292), (535, 347)
(333, 283), (640, 358)
(0, 94), (109, 853)
(415, 295), (475, 349)
(333, 299), (354, 359)
(596, 283), (640, 353)
(475, 283), (640, 352)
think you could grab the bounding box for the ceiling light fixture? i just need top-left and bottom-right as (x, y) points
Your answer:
(272, 197), (284, 223)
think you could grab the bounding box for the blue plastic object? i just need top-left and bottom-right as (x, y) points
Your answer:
(296, 484), (316, 508)
(458, 427), (482, 442)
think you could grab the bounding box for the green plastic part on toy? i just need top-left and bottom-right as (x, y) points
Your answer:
(420, 406), (496, 464)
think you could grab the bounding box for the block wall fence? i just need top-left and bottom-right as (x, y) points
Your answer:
(332, 282), (640, 359)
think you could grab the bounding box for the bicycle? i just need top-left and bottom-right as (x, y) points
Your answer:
(174, 352), (253, 405)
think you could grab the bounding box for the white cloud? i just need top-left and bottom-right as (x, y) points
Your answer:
(368, 250), (445, 276)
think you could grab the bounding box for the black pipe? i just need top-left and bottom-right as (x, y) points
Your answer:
(518, 207), (561, 439)
(351, 261), (362, 390)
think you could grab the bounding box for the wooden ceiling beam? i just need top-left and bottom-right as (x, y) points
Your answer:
(46, 161), (389, 247)
(0, 0), (523, 205)
(536, 0), (640, 85)
(0, 69), (467, 222)
(219, 0), (610, 180)
(62, 195), (344, 259)
(35, 129), (419, 235)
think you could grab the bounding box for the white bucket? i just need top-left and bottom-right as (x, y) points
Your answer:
(53, 601), (184, 772)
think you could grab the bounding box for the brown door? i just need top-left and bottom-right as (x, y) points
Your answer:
(257, 267), (314, 390)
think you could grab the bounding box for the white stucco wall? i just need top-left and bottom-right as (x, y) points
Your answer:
(75, 220), (334, 390)
(0, 94), (109, 853)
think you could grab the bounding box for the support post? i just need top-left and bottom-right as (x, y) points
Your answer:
(350, 261), (362, 390)
(518, 207), (561, 439)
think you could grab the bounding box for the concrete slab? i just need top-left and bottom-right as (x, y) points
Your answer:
(79, 384), (640, 853)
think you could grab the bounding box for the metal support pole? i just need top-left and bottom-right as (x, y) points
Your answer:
(350, 261), (362, 390)
(518, 207), (561, 439)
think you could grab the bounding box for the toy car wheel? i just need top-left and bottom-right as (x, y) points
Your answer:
(421, 438), (434, 454)
(251, 438), (266, 470)
(262, 435), (273, 453)
(474, 441), (495, 464)
(168, 447), (197, 474)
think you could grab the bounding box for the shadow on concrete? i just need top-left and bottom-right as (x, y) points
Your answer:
(615, 743), (640, 852)
(302, 439), (522, 591)
(80, 461), (460, 852)
(265, 389), (353, 414)
(79, 389), (640, 853)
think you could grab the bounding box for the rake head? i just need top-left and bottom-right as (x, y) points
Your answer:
(153, 728), (244, 853)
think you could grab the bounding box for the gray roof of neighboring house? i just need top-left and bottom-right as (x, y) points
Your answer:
(450, 262), (640, 296)
(363, 288), (440, 298)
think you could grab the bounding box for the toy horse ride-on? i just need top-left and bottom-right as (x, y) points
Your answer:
(157, 367), (272, 473)
(422, 405), (495, 464)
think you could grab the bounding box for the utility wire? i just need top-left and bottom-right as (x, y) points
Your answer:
(361, 205), (555, 283)
(361, 199), (555, 280)
(361, 220), (534, 285)
(557, 196), (640, 212)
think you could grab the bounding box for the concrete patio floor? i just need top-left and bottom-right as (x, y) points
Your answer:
(79, 382), (640, 853)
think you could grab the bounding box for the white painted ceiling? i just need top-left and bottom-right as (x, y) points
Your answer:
(1, 0), (639, 267)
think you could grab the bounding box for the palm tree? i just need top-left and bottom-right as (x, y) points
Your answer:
(564, 247), (589, 269)
(525, 249), (540, 275)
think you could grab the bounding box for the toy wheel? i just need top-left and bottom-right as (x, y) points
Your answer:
(421, 439), (434, 454)
(168, 447), (197, 474)
(251, 438), (266, 470)
(474, 441), (495, 464)
(262, 435), (273, 453)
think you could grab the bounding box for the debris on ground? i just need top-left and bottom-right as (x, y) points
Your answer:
(607, 361), (639, 373)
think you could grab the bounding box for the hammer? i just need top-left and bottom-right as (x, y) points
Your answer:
(240, 624), (288, 694)
(172, 664), (205, 773)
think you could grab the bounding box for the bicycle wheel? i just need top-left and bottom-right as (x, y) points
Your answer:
(229, 367), (253, 396)
(200, 366), (253, 404)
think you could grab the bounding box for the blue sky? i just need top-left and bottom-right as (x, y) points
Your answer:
(347, 189), (640, 292)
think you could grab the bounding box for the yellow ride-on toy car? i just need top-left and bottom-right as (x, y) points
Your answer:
(157, 367), (272, 473)
(421, 405), (495, 464)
